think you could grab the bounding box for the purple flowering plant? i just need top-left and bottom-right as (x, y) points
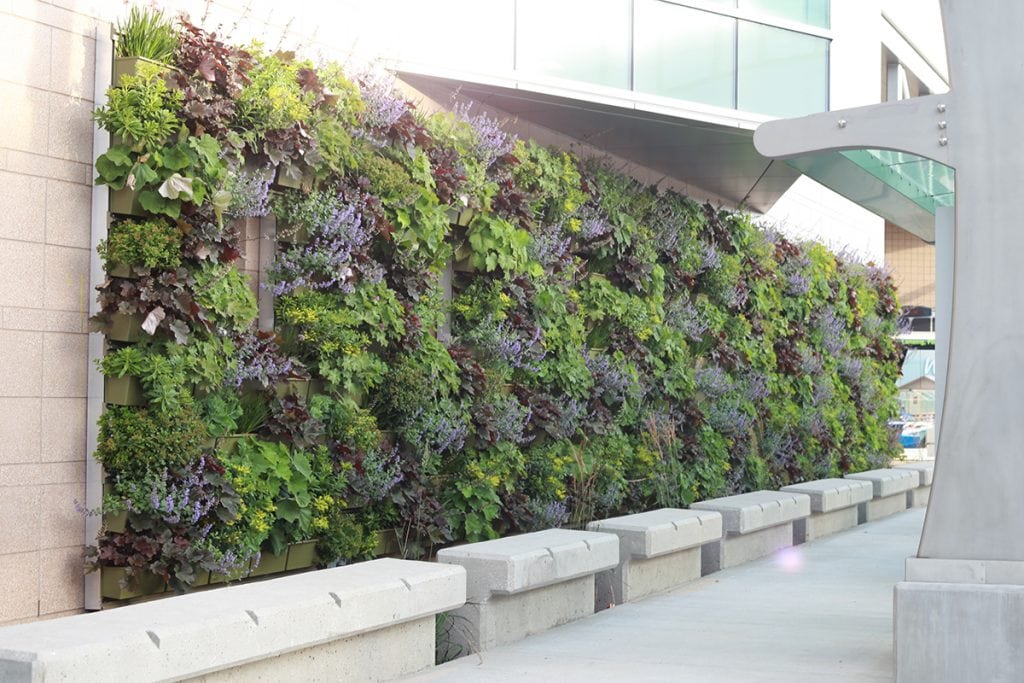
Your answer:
(268, 191), (375, 296)
(229, 329), (299, 389)
(226, 164), (273, 218)
(90, 455), (250, 590)
(399, 398), (471, 474)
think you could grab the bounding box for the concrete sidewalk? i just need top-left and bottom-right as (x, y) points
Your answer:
(412, 506), (926, 682)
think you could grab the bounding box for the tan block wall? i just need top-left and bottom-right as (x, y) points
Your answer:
(0, 0), (107, 624)
(885, 221), (935, 309)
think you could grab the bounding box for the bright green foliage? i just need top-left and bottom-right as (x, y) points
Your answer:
(235, 47), (318, 135)
(99, 218), (182, 270)
(94, 134), (228, 219)
(114, 6), (178, 62)
(94, 73), (182, 152)
(95, 405), (206, 480)
(192, 263), (258, 334)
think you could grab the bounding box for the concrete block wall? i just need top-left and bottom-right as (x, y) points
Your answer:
(0, 0), (111, 625)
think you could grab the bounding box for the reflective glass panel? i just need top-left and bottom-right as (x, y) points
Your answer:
(737, 21), (828, 117)
(516, 0), (631, 89)
(634, 1), (737, 108)
(740, 0), (830, 28)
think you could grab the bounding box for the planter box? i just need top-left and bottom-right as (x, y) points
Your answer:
(112, 56), (171, 83)
(104, 375), (145, 406)
(249, 549), (288, 577)
(100, 566), (165, 600)
(274, 378), (311, 400)
(447, 207), (477, 227)
(452, 241), (477, 273)
(374, 528), (401, 557)
(273, 164), (312, 191)
(107, 262), (137, 279)
(285, 540), (318, 571)
(107, 312), (145, 342)
(109, 186), (145, 217)
(104, 509), (128, 534)
(209, 561), (251, 585)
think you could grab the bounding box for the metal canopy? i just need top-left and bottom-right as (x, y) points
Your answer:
(399, 71), (801, 213)
(783, 149), (954, 243)
(399, 71), (954, 239)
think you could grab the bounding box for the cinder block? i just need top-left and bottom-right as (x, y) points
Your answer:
(781, 479), (872, 543)
(845, 468), (917, 498)
(447, 576), (594, 652)
(0, 398), (41, 465)
(701, 523), (795, 575)
(691, 491), (810, 574)
(0, 242), (45, 311)
(437, 529), (618, 602)
(0, 558), (465, 681)
(793, 506), (860, 544)
(0, 331), (43, 398)
(907, 486), (931, 508)
(780, 478), (873, 513)
(437, 529), (618, 651)
(588, 508), (722, 607)
(858, 492), (909, 523)
(894, 462), (934, 487)
(691, 490), (810, 534)
(596, 546), (701, 607)
(199, 616), (436, 682)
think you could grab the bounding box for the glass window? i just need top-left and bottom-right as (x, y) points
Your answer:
(633, 1), (737, 109)
(516, 0), (631, 89)
(390, 0), (516, 72)
(739, 0), (829, 28)
(737, 21), (828, 117)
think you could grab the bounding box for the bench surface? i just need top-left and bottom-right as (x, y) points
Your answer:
(588, 508), (723, 559)
(894, 462), (935, 486)
(691, 490), (810, 534)
(437, 529), (618, 601)
(845, 468), (918, 497)
(780, 478), (873, 513)
(0, 558), (465, 681)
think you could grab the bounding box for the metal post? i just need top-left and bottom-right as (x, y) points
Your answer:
(84, 22), (113, 611)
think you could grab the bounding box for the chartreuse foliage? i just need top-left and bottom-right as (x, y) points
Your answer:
(88, 9), (902, 592)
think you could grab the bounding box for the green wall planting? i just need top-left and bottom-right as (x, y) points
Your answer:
(87, 13), (902, 594)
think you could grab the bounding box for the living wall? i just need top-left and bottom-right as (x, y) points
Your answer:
(88, 11), (902, 592)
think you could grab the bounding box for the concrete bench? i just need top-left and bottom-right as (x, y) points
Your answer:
(436, 528), (618, 651)
(780, 478), (874, 543)
(587, 508), (723, 608)
(895, 461), (935, 507)
(845, 468), (917, 522)
(691, 490), (810, 574)
(0, 558), (465, 682)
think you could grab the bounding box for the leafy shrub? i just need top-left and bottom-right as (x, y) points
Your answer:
(99, 218), (182, 271)
(95, 405), (206, 480)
